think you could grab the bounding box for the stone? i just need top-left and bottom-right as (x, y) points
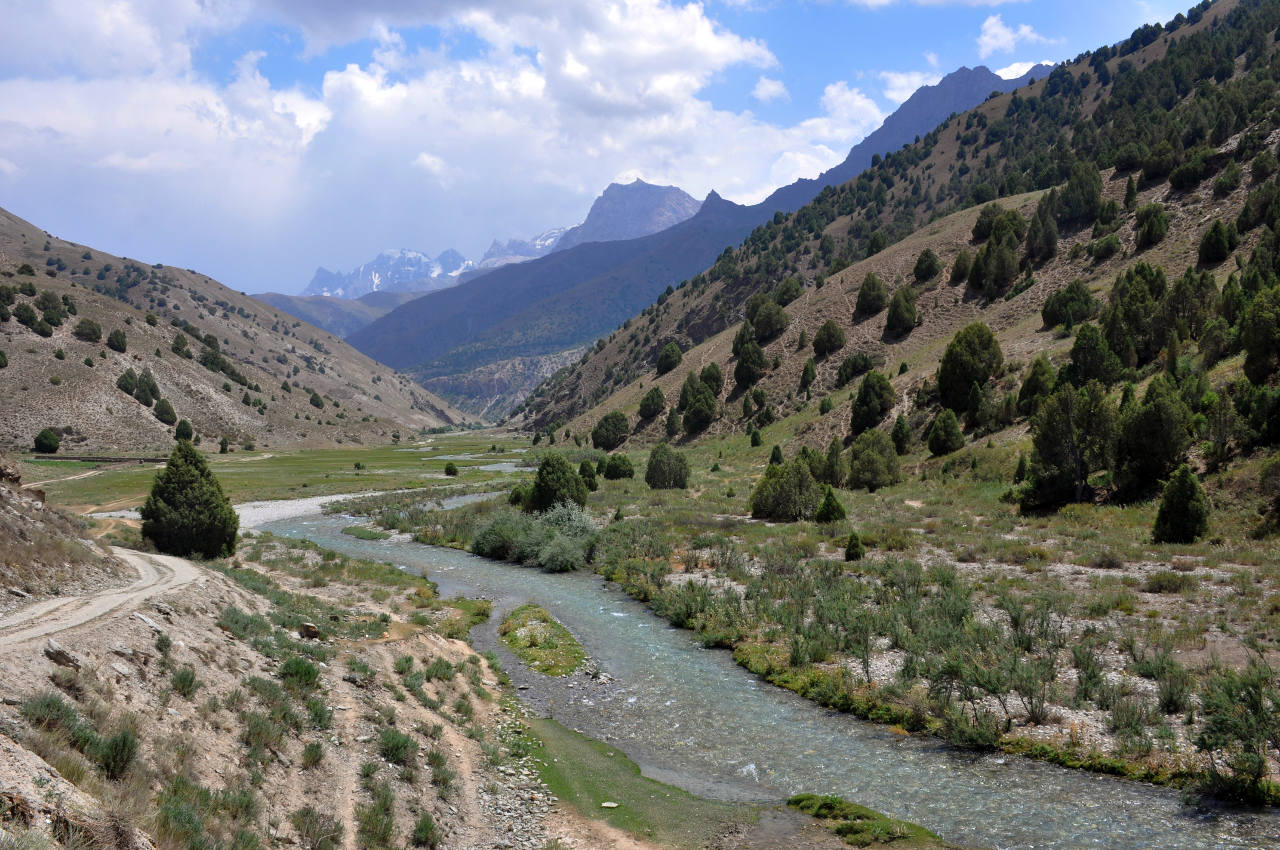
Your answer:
(7, 587), (29, 599)
(133, 612), (163, 633)
(43, 639), (80, 670)
(110, 662), (133, 678)
(153, 602), (176, 619)
(600, 801), (619, 809)
(299, 622), (320, 639)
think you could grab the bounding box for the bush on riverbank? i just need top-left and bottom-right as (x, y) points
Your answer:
(471, 503), (598, 573)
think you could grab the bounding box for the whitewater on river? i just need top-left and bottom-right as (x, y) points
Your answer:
(243, 497), (1280, 850)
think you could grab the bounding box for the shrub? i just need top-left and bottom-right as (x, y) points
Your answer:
(884, 287), (917, 337)
(527, 454), (588, 511)
(890, 415), (911, 455)
(410, 812), (440, 848)
(33, 427), (60, 454)
(591, 411), (629, 450)
(309, 391), (324, 409)
(140, 440), (238, 558)
(937, 323), (1002, 412)
(154, 398), (178, 426)
(1243, 286), (1280, 384)
(1018, 356), (1055, 415)
(292, 807), (343, 850)
(72, 318), (101, 342)
(700, 362), (724, 397)
(847, 429), (900, 492)
(1152, 465), (1209, 544)
(655, 342), (682, 375)
(302, 741), (324, 769)
(1135, 203), (1168, 249)
(1042, 279), (1095, 328)
(443, 462), (459, 477)
(749, 459), (821, 521)
(174, 419), (193, 441)
(748, 296), (789, 341)
(0, 351), (6, 369)
(850, 370), (894, 435)
(844, 533), (865, 561)
(1198, 220), (1235, 266)
(855, 273), (887, 316)
(927, 409), (964, 456)
(281, 656), (321, 694)
(950, 250), (971, 283)
(537, 534), (587, 573)
(913, 248), (942, 282)
(836, 352), (875, 386)
(171, 666), (201, 699)
(106, 329), (127, 352)
(602, 454), (634, 480)
(379, 728), (418, 766)
(95, 729), (138, 780)
(645, 443), (689, 489)
(638, 387), (665, 419)
(1115, 377), (1191, 494)
(1195, 658), (1280, 802)
(812, 320), (845, 358)
(814, 486), (846, 523)
(734, 339), (766, 388)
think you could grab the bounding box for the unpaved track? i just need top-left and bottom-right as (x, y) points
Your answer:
(0, 547), (203, 648)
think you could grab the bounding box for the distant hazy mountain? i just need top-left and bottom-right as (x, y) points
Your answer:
(255, 290), (422, 339)
(552, 179), (701, 252)
(476, 228), (569, 270)
(303, 248), (475, 299)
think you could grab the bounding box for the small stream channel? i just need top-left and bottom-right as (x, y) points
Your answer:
(256, 507), (1279, 850)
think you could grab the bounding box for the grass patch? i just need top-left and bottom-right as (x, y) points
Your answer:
(342, 526), (391, 541)
(787, 794), (948, 848)
(526, 716), (745, 849)
(498, 604), (586, 676)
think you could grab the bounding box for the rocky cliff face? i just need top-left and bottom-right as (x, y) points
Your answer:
(553, 179), (701, 251)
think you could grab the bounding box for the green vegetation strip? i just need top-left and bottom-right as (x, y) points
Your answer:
(525, 716), (745, 849)
(498, 604), (585, 676)
(787, 794), (951, 849)
(341, 525), (390, 541)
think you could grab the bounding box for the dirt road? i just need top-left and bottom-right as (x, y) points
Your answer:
(0, 547), (203, 648)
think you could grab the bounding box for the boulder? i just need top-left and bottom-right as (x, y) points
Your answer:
(43, 639), (81, 670)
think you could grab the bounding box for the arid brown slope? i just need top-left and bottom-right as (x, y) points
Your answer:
(0, 206), (467, 452)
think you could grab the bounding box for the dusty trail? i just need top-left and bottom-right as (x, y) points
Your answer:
(0, 547), (203, 648)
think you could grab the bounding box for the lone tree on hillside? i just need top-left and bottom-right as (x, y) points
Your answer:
(855, 273), (888, 316)
(140, 440), (238, 558)
(644, 443), (689, 490)
(812, 320), (846, 358)
(656, 342), (683, 375)
(1153, 464), (1210, 544)
(885, 287), (917, 337)
(592, 411), (630, 450)
(937, 323), (1003, 412)
(33, 428), (60, 454)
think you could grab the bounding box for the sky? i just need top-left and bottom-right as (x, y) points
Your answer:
(0, 0), (1192, 294)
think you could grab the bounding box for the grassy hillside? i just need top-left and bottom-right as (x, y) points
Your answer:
(0, 206), (467, 453)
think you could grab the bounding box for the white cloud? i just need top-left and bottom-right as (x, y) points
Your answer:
(0, 157), (20, 177)
(752, 76), (789, 102)
(993, 59), (1053, 79)
(924, 52), (939, 68)
(878, 70), (942, 104)
(0, 0), (895, 292)
(977, 14), (1048, 59)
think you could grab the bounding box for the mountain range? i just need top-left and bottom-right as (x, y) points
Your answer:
(344, 64), (1053, 419)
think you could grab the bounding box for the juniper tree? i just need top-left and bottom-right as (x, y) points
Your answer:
(140, 440), (238, 558)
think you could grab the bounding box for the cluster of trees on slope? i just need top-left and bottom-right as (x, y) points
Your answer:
(522, 0), (1280, 430)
